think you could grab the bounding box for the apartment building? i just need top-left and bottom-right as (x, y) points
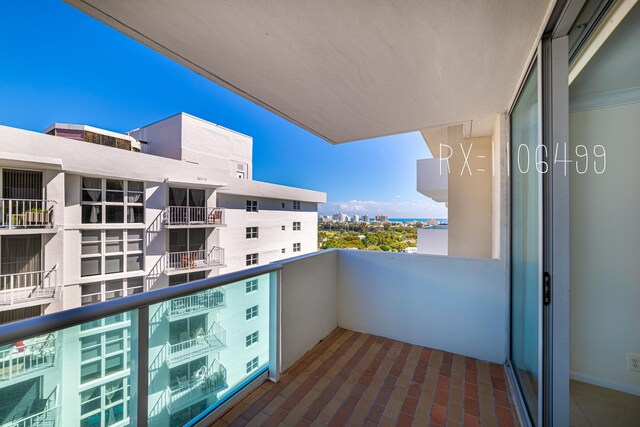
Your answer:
(0, 113), (323, 426)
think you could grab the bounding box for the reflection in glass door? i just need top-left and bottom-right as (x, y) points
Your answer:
(510, 60), (541, 425)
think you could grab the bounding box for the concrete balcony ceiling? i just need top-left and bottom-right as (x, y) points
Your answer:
(65, 0), (553, 143)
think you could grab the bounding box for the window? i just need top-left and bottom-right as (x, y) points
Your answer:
(246, 305), (258, 320)
(293, 243), (301, 253)
(246, 200), (258, 212)
(245, 331), (259, 347)
(169, 271), (207, 286)
(282, 248), (286, 254)
(82, 178), (145, 224)
(80, 378), (130, 426)
(81, 229), (144, 277)
(281, 225), (285, 231)
(81, 277), (144, 305)
(80, 327), (130, 385)
(293, 222), (301, 231)
(245, 279), (258, 293)
(293, 201), (301, 210)
(246, 357), (259, 373)
(246, 253), (258, 266)
(246, 226), (259, 239)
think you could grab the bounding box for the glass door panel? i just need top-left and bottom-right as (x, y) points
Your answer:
(510, 61), (541, 425)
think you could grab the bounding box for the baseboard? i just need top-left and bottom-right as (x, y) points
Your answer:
(570, 371), (640, 397)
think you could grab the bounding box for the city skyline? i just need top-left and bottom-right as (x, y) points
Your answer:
(0, 2), (444, 218)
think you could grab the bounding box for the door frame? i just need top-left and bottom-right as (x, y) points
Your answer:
(506, 1), (588, 426)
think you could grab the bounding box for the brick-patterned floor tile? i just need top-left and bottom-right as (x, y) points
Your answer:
(213, 328), (520, 427)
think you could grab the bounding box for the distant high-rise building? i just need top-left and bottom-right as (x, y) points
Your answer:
(375, 215), (389, 223)
(362, 215), (370, 222)
(352, 214), (360, 222)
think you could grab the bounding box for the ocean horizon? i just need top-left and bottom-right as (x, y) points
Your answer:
(388, 217), (448, 223)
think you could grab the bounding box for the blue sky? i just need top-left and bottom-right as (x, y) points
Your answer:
(0, 2), (447, 218)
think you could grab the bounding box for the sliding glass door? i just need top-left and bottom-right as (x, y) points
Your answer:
(510, 59), (542, 425)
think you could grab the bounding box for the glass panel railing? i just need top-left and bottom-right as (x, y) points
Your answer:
(0, 311), (138, 427)
(148, 273), (271, 426)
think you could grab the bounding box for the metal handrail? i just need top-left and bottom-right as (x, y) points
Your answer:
(0, 198), (57, 229)
(165, 247), (224, 271)
(0, 263), (281, 346)
(164, 206), (225, 226)
(0, 266), (58, 305)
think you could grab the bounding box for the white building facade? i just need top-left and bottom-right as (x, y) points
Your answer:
(0, 113), (323, 426)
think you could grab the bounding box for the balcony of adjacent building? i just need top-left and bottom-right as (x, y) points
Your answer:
(162, 359), (228, 416)
(0, 386), (58, 427)
(164, 247), (225, 275)
(168, 288), (225, 321)
(0, 249), (521, 426)
(166, 321), (226, 367)
(0, 268), (59, 312)
(416, 158), (448, 206)
(163, 206), (226, 229)
(0, 333), (56, 383)
(0, 199), (57, 235)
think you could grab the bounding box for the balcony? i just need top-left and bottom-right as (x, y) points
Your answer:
(166, 322), (226, 367)
(0, 199), (57, 233)
(0, 250), (517, 426)
(416, 158), (448, 204)
(168, 360), (228, 413)
(0, 388), (58, 427)
(163, 206), (225, 228)
(164, 248), (225, 275)
(168, 288), (225, 320)
(0, 334), (56, 382)
(0, 268), (58, 311)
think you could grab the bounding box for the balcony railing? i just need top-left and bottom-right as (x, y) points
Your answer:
(0, 388), (58, 427)
(168, 288), (225, 320)
(164, 247), (224, 274)
(0, 199), (56, 230)
(0, 263), (276, 426)
(163, 206), (225, 227)
(166, 322), (226, 366)
(0, 333), (56, 381)
(0, 268), (58, 307)
(168, 360), (227, 413)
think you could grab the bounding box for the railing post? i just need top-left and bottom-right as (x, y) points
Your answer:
(10, 275), (14, 305)
(8, 201), (12, 230)
(136, 306), (149, 427)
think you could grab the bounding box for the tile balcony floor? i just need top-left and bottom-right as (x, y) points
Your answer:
(213, 328), (520, 427)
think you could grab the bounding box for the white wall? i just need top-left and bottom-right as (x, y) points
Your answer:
(217, 194), (318, 273)
(337, 250), (507, 363)
(128, 114), (183, 160)
(570, 102), (640, 396)
(491, 114), (505, 260)
(181, 114), (253, 180)
(416, 227), (448, 255)
(447, 125), (493, 259)
(280, 250), (338, 371)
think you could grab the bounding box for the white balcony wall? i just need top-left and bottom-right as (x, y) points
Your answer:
(278, 249), (507, 371)
(337, 250), (506, 363)
(416, 227), (448, 255)
(280, 250), (338, 371)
